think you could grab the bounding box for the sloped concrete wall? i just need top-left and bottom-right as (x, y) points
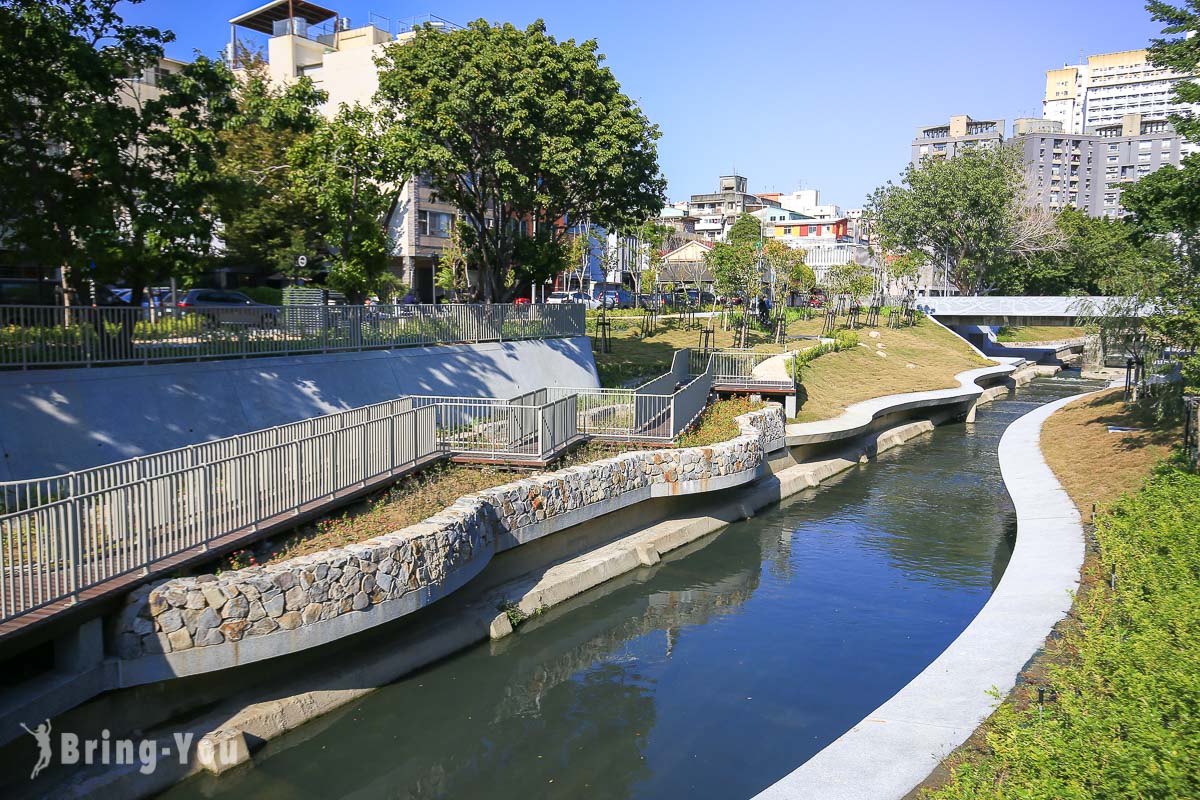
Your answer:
(0, 337), (598, 481)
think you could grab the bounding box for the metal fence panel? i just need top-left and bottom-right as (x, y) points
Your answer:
(0, 402), (440, 622)
(0, 303), (585, 370)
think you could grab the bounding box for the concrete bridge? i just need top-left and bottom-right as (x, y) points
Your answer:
(917, 296), (1144, 327)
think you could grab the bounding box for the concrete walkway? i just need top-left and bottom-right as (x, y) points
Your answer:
(754, 389), (1093, 800)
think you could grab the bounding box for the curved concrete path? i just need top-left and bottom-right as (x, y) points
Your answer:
(755, 389), (1094, 800)
(785, 360), (1021, 447)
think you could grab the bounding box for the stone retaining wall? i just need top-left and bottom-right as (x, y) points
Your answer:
(114, 405), (786, 673)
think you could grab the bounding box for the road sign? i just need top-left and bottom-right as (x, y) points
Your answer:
(296, 255), (308, 268)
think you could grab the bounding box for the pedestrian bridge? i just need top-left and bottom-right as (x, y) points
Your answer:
(916, 296), (1145, 327)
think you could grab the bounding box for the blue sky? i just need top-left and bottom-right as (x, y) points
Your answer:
(122, 0), (1166, 210)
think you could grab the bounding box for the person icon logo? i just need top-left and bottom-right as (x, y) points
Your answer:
(20, 720), (52, 779)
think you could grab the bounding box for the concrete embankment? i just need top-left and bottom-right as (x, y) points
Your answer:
(3, 359), (1051, 799)
(0, 336), (598, 481)
(754, 384), (1093, 800)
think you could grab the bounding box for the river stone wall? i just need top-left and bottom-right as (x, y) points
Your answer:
(114, 405), (786, 664)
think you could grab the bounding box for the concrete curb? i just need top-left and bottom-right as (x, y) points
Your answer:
(785, 359), (1020, 447)
(754, 389), (1093, 800)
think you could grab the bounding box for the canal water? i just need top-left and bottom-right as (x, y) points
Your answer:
(162, 377), (1100, 800)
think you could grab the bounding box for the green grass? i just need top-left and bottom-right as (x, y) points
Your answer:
(996, 325), (1087, 343)
(591, 313), (825, 387)
(925, 453), (1200, 799)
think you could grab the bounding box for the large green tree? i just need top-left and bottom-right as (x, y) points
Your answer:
(866, 145), (1063, 296)
(726, 213), (763, 248)
(212, 50), (327, 283)
(288, 104), (400, 302)
(0, 0), (237, 300)
(374, 19), (665, 301)
(1003, 208), (1152, 295)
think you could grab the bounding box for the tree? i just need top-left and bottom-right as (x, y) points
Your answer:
(762, 239), (814, 299)
(726, 213), (762, 247)
(1122, 1), (1200, 357)
(866, 145), (1064, 295)
(374, 19), (666, 301)
(706, 242), (758, 301)
(434, 223), (472, 299)
(626, 220), (670, 303)
(0, 0), (237, 300)
(212, 49), (328, 284)
(288, 104), (399, 303)
(1006, 208), (1150, 295)
(825, 261), (874, 306)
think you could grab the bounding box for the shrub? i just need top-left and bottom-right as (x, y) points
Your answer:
(929, 455), (1200, 799)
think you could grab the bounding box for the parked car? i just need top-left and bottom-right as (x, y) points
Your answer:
(172, 289), (279, 326)
(546, 290), (599, 310)
(597, 288), (632, 310)
(513, 297), (531, 305)
(639, 292), (673, 310)
(807, 289), (827, 309)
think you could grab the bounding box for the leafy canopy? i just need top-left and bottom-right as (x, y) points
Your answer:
(0, 0), (237, 298)
(866, 144), (1063, 295)
(374, 19), (665, 300)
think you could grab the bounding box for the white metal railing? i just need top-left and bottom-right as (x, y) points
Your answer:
(0, 303), (585, 370)
(0, 402), (440, 622)
(688, 349), (795, 392)
(0, 390), (579, 623)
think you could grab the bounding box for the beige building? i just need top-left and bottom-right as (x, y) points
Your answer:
(230, 0), (463, 300)
(1043, 49), (1196, 155)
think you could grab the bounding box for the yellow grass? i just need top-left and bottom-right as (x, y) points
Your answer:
(791, 321), (990, 423)
(1040, 388), (1180, 522)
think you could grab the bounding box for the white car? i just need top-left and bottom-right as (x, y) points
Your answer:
(546, 291), (600, 310)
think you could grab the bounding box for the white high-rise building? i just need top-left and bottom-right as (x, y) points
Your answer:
(1044, 49), (1197, 152)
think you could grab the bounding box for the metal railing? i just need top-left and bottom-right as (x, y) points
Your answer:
(1, 401), (441, 622)
(0, 303), (586, 370)
(0, 390), (578, 623)
(545, 386), (675, 441)
(688, 349), (796, 392)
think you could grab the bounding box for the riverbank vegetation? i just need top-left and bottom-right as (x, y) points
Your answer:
(921, 388), (1194, 798)
(995, 325), (1086, 343)
(790, 320), (989, 423)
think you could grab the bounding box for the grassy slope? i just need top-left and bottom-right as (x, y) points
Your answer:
(791, 320), (990, 423)
(921, 390), (1193, 799)
(996, 325), (1087, 343)
(592, 313), (826, 386)
(1041, 388), (1180, 521)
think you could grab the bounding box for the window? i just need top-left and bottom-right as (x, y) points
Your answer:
(418, 210), (454, 237)
(808, 225), (817, 234)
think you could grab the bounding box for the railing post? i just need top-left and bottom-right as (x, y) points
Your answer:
(67, 473), (81, 603)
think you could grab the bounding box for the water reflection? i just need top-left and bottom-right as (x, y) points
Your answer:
(163, 378), (1101, 800)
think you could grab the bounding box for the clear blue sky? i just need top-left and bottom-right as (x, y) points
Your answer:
(122, 0), (1165, 209)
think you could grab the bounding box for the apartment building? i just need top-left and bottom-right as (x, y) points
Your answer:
(230, 1), (464, 300)
(1044, 49), (1196, 151)
(911, 115), (1005, 164)
(758, 189), (842, 220)
(687, 174), (780, 241)
(1016, 114), (1183, 218)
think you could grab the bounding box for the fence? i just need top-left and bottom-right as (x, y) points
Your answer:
(0, 390), (579, 623)
(0, 303), (586, 369)
(688, 349), (795, 392)
(408, 394), (578, 460)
